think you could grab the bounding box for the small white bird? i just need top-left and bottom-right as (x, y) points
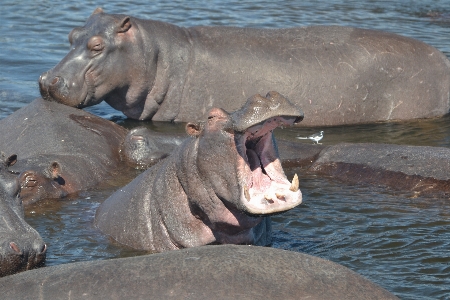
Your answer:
(296, 131), (324, 144)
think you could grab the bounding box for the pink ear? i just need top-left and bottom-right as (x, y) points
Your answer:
(186, 123), (202, 137)
(117, 17), (132, 33)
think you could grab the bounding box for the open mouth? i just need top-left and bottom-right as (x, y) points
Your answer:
(237, 116), (302, 215)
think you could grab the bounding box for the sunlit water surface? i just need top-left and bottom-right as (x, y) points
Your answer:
(2, 1), (450, 299)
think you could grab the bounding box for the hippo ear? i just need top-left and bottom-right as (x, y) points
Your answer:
(47, 162), (62, 179)
(92, 7), (104, 15)
(186, 122), (202, 137)
(117, 17), (132, 33)
(6, 154), (17, 167)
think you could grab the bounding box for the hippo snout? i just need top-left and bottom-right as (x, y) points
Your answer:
(39, 72), (67, 103)
(7, 239), (47, 257)
(0, 239), (46, 276)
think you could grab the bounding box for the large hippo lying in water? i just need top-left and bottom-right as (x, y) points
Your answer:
(0, 98), (129, 205)
(39, 8), (450, 126)
(0, 245), (398, 299)
(0, 154), (46, 277)
(309, 142), (450, 197)
(95, 92), (304, 251)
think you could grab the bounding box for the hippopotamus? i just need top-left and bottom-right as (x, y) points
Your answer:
(95, 92), (303, 251)
(0, 245), (398, 299)
(121, 126), (186, 169)
(0, 98), (129, 205)
(0, 154), (46, 277)
(123, 125), (325, 170)
(309, 142), (450, 197)
(39, 8), (450, 126)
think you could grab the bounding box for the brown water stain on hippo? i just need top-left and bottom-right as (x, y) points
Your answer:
(312, 162), (450, 197)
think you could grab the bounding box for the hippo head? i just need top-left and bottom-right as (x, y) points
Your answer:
(186, 91), (304, 216)
(121, 127), (171, 169)
(0, 154), (47, 277)
(10, 159), (68, 206)
(39, 8), (149, 113)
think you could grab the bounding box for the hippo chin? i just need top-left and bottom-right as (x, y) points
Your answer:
(0, 154), (46, 277)
(95, 92), (303, 252)
(40, 8), (450, 126)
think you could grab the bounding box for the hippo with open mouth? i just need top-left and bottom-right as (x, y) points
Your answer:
(95, 91), (303, 251)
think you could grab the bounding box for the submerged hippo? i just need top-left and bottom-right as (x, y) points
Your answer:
(0, 98), (129, 205)
(121, 126), (186, 169)
(39, 8), (450, 126)
(95, 92), (303, 251)
(310, 142), (450, 197)
(0, 245), (398, 299)
(0, 154), (46, 277)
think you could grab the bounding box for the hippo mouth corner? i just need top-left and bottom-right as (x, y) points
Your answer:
(237, 116), (302, 215)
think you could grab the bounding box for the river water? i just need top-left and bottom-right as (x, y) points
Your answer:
(1, 1), (450, 299)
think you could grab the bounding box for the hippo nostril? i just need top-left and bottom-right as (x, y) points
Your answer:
(37, 243), (47, 255)
(131, 135), (145, 141)
(9, 242), (22, 254)
(51, 77), (60, 85)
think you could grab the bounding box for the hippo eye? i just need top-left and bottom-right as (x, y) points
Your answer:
(87, 36), (105, 54)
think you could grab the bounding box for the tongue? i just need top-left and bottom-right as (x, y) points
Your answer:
(246, 149), (271, 192)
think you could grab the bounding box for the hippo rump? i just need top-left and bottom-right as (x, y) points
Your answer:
(0, 98), (129, 205)
(95, 92), (303, 252)
(39, 8), (450, 126)
(0, 154), (46, 277)
(0, 245), (398, 299)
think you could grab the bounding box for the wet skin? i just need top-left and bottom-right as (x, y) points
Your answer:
(40, 8), (450, 126)
(0, 154), (46, 277)
(0, 245), (399, 299)
(0, 98), (128, 205)
(95, 92), (304, 252)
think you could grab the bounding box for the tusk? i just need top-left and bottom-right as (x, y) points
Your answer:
(289, 173), (299, 192)
(244, 186), (251, 201)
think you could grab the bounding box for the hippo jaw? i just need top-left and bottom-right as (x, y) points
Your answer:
(236, 116), (302, 215)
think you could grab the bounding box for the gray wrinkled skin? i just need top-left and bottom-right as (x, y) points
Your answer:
(0, 245), (398, 300)
(95, 92), (303, 252)
(310, 142), (450, 197)
(0, 154), (46, 277)
(40, 8), (450, 126)
(0, 98), (128, 205)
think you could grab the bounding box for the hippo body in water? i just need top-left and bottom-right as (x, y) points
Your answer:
(0, 245), (398, 299)
(95, 92), (304, 252)
(0, 154), (46, 277)
(0, 98), (128, 205)
(40, 8), (450, 126)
